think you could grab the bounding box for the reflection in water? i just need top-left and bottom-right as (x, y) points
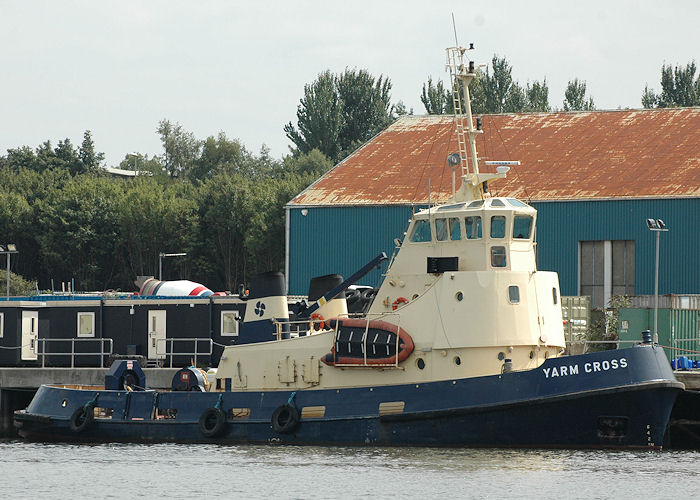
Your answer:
(2, 440), (699, 499)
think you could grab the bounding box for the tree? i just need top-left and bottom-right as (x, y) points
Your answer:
(282, 149), (333, 176)
(119, 153), (164, 176)
(642, 61), (700, 108)
(526, 80), (551, 112)
(563, 78), (595, 111)
(285, 68), (399, 163)
(420, 77), (453, 114)
(78, 130), (104, 173)
(284, 70), (342, 162)
(421, 57), (549, 115)
(157, 119), (202, 178)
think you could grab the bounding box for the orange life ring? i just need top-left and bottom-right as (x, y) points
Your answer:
(392, 297), (409, 310)
(311, 313), (325, 331)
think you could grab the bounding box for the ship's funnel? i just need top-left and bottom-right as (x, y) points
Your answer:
(238, 271), (289, 344)
(135, 277), (213, 297)
(308, 274), (347, 322)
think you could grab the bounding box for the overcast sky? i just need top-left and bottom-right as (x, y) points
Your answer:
(1, 0), (698, 167)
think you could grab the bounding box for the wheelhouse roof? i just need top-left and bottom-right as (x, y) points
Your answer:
(288, 108), (700, 207)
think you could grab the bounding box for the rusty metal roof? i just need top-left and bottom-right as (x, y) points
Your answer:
(288, 108), (700, 206)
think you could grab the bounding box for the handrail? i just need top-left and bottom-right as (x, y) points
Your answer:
(156, 337), (213, 368)
(37, 338), (113, 368)
(274, 313), (403, 368)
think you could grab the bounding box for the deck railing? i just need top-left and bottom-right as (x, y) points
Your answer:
(37, 338), (114, 368)
(155, 338), (213, 368)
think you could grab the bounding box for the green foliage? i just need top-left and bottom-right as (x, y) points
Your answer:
(563, 78), (595, 111)
(0, 118), (329, 293)
(119, 153), (164, 177)
(0, 131), (105, 176)
(157, 119), (202, 178)
(285, 68), (400, 163)
(282, 149), (334, 176)
(421, 57), (550, 115)
(0, 270), (37, 296)
(587, 295), (631, 352)
(642, 61), (700, 108)
(420, 77), (453, 114)
(79, 131), (104, 173)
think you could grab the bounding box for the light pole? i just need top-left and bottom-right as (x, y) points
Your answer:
(0, 244), (18, 300)
(158, 252), (187, 281)
(645, 219), (668, 344)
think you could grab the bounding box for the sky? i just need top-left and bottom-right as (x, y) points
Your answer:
(1, 0), (698, 167)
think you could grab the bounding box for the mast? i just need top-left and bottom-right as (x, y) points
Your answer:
(446, 44), (512, 202)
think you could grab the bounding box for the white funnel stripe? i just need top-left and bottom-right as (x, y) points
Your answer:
(243, 295), (289, 323)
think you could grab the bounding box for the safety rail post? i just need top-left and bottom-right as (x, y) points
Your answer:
(40, 339), (45, 368)
(362, 317), (370, 366)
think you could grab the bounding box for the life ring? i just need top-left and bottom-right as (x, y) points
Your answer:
(392, 297), (409, 310)
(311, 313), (325, 331)
(199, 407), (226, 437)
(271, 404), (300, 434)
(69, 404), (94, 433)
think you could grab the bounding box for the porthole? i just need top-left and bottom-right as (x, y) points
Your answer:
(61, 400), (67, 408)
(416, 358), (426, 370)
(455, 291), (464, 301)
(412, 294), (419, 300)
(544, 351), (550, 359)
(529, 351), (535, 359)
(454, 356), (461, 366)
(497, 352), (505, 361)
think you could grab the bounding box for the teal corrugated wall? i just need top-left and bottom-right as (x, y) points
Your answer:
(288, 205), (420, 295)
(288, 198), (699, 296)
(532, 198), (699, 296)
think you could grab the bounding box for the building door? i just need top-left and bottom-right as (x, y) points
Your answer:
(147, 310), (166, 360)
(579, 240), (635, 308)
(21, 311), (39, 361)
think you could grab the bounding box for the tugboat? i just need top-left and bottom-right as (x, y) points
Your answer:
(15, 45), (683, 448)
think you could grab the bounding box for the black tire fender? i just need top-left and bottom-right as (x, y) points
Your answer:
(69, 404), (94, 433)
(199, 407), (226, 438)
(271, 404), (300, 434)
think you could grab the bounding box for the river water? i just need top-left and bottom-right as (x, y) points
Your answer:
(3, 440), (699, 499)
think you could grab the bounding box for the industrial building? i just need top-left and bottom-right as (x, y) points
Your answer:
(286, 108), (700, 305)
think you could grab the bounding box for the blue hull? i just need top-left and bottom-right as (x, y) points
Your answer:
(15, 345), (683, 449)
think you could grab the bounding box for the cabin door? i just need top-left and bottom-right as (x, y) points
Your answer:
(21, 311), (39, 361)
(147, 310), (166, 360)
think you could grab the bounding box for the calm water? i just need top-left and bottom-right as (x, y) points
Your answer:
(2, 440), (699, 499)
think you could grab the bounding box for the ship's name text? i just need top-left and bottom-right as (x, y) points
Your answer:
(542, 358), (627, 378)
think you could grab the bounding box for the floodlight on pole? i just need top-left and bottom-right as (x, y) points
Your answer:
(646, 219), (668, 344)
(1, 244), (19, 300)
(159, 252), (187, 281)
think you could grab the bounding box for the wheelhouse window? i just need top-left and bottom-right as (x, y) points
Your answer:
(508, 285), (520, 303)
(490, 199), (506, 207)
(436, 217), (461, 241)
(513, 215), (533, 239)
(465, 216), (482, 239)
(490, 216), (506, 238)
(77, 312), (95, 337)
(435, 218), (449, 241)
(491, 246), (507, 267)
(448, 218), (461, 240)
(409, 219), (432, 242)
(507, 198), (529, 208)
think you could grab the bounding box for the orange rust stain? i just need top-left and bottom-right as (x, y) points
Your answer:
(289, 109), (700, 206)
